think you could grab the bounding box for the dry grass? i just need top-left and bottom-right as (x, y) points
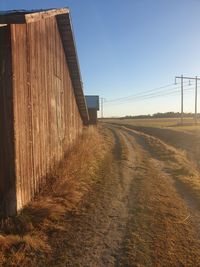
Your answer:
(0, 126), (111, 267)
(104, 117), (200, 130)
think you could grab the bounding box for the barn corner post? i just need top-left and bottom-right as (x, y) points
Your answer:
(0, 24), (17, 217)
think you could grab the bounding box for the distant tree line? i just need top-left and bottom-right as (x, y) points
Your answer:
(120, 112), (200, 119)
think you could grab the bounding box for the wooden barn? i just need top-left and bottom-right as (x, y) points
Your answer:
(0, 8), (89, 216)
(85, 96), (100, 124)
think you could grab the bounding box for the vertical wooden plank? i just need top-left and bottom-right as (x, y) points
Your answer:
(27, 23), (34, 197)
(0, 25), (17, 216)
(39, 19), (47, 184)
(44, 18), (50, 177)
(11, 23), (34, 210)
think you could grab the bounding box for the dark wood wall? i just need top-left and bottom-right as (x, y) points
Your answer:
(0, 16), (83, 215)
(88, 109), (98, 125)
(0, 25), (16, 216)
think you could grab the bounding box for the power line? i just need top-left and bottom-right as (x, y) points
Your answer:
(102, 78), (198, 120)
(105, 83), (174, 103)
(105, 89), (193, 106)
(105, 84), (193, 106)
(105, 90), (193, 106)
(105, 81), (193, 103)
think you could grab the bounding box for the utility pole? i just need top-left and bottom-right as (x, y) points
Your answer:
(195, 76), (198, 124)
(181, 75), (183, 124)
(101, 98), (105, 118)
(175, 75), (200, 124)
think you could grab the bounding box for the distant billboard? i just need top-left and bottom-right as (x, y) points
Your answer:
(85, 95), (99, 110)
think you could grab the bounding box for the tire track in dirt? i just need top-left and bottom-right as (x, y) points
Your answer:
(52, 127), (136, 267)
(118, 125), (200, 213)
(124, 124), (200, 170)
(108, 124), (200, 267)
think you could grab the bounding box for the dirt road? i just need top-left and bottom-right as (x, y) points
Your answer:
(54, 124), (200, 267)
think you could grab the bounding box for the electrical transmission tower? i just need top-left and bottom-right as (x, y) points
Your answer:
(175, 75), (200, 124)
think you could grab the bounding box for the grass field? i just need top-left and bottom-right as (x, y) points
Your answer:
(102, 117), (200, 134)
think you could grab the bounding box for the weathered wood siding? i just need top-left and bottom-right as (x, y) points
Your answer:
(0, 25), (16, 216)
(88, 109), (98, 125)
(9, 16), (83, 212)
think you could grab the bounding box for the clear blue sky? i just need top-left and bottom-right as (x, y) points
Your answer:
(1, 0), (200, 116)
